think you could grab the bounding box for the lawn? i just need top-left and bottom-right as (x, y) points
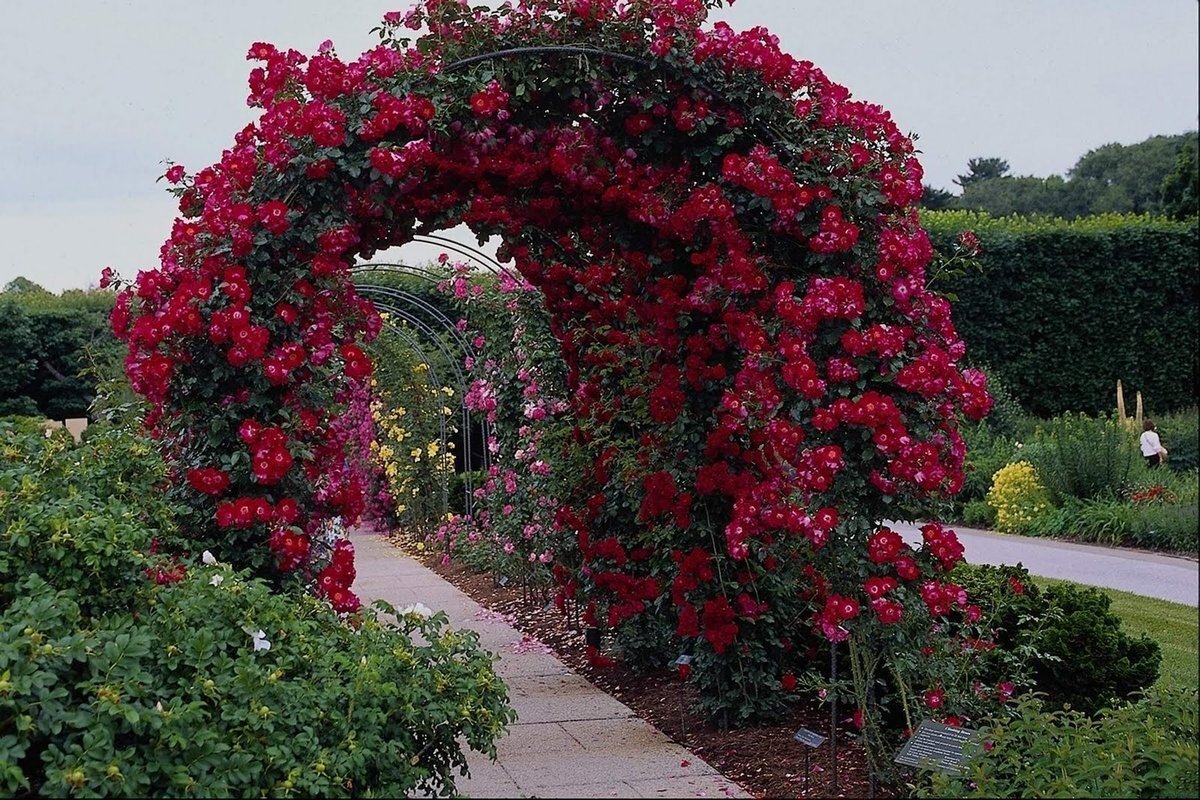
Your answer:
(1035, 577), (1199, 692)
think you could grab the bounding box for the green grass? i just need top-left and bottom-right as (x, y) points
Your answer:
(1034, 577), (1199, 692)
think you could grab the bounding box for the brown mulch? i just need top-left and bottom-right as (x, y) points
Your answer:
(390, 532), (900, 799)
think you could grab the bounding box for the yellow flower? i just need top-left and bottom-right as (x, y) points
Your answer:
(987, 461), (1054, 534)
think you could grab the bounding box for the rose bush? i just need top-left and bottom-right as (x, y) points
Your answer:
(114, 0), (991, 727)
(431, 264), (576, 592)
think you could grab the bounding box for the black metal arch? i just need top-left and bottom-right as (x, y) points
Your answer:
(366, 316), (455, 520)
(353, 235), (513, 522)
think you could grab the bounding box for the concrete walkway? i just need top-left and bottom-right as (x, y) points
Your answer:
(889, 521), (1199, 607)
(350, 530), (749, 799)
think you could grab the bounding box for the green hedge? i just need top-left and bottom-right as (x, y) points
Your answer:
(923, 212), (1198, 416)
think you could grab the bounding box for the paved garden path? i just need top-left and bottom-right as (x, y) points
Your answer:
(350, 530), (750, 799)
(889, 521), (1198, 607)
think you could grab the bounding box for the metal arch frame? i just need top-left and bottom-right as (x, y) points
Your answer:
(353, 236), (517, 521)
(367, 316), (455, 522)
(357, 287), (477, 509)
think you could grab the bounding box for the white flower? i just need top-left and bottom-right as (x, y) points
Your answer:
(209, 574), (224, 587)
(202, 550), (218, 565)
(243, 626), (271, 652)
(398, 603), (433, 619)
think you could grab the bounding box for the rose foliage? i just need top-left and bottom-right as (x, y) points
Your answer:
(115, 0), (991, 721)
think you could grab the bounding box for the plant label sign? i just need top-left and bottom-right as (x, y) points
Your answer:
(672, 654), (693, 667)
(894, 720), (981, 776)
(793, 727), (826, 748)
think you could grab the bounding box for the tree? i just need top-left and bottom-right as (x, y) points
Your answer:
(957, 174), (1090, 219)
(1158, 135), (1199, 219)
(919, 184), (957, 210)
(1068, 133), (1193, 215)
(3, 277), (51, 296)
(955, 157), (1010, 188)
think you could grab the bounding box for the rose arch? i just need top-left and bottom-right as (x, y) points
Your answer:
(115, 0), (992, 727)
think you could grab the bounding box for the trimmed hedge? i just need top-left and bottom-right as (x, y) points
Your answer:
(923, 212), (1198, 416)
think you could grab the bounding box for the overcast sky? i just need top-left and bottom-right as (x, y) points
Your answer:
(1, 0), (1196, 293)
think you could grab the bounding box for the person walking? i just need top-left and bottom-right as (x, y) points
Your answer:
(1140, 419), (1168, 469)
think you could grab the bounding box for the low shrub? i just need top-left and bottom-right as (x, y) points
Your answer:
(1035, 582), (1162, 713)
(917, 687), (1199, 798)
(975, 366), (1027, 439)
(1017, 479), (1198, 553)
(1154, 408), (1199, 473)
(0, 420), (515, 797)
(961, 498), (997, 528)
(986, 461), (1054, 533)
(950, 564), (1161, 716)
(1023, 412), (1142, 504)
(1062, 498), (1139, 546)
(448, 470), (487, 516)
(1128, 501), (1200, 553)
(961, 423), (1018, 503)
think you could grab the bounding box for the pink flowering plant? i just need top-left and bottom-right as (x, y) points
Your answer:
(432, 263), (575, 590)
(113, 0), (992, 733)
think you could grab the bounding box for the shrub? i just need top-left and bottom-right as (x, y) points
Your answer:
(1154, 407), (1199, 473)
(1018, 474), (1199, 553)
(961, 422), (1018, 503)
(0, 421), (515, 797)
(1035, 583), (1162, 714)
(917, 687), (1199, 799)
(950, 564), (1161, 715)
(961, 498), (996, 528)
(1023, 412), (1143, 504)
(1128, 501), (1200, 553)
(1064, 498), (1140, 546)
(986, 461), (1054, 533)
(448, 470), (486, 516)
(974, 366), (1026, 439)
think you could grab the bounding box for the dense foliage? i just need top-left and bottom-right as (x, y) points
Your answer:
(963, 408), (1199, 553)
(0, 420), (513, 797)
(951, 564), (1161, 716)
(0, 280), (118, 419)
(924, 211), (1198, 415)
(918, 687), (1198, 799)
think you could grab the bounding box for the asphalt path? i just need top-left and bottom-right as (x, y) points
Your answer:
(888, 521), (1198, 607)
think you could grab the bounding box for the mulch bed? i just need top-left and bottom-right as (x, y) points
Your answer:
(389, 532), (900, 799)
